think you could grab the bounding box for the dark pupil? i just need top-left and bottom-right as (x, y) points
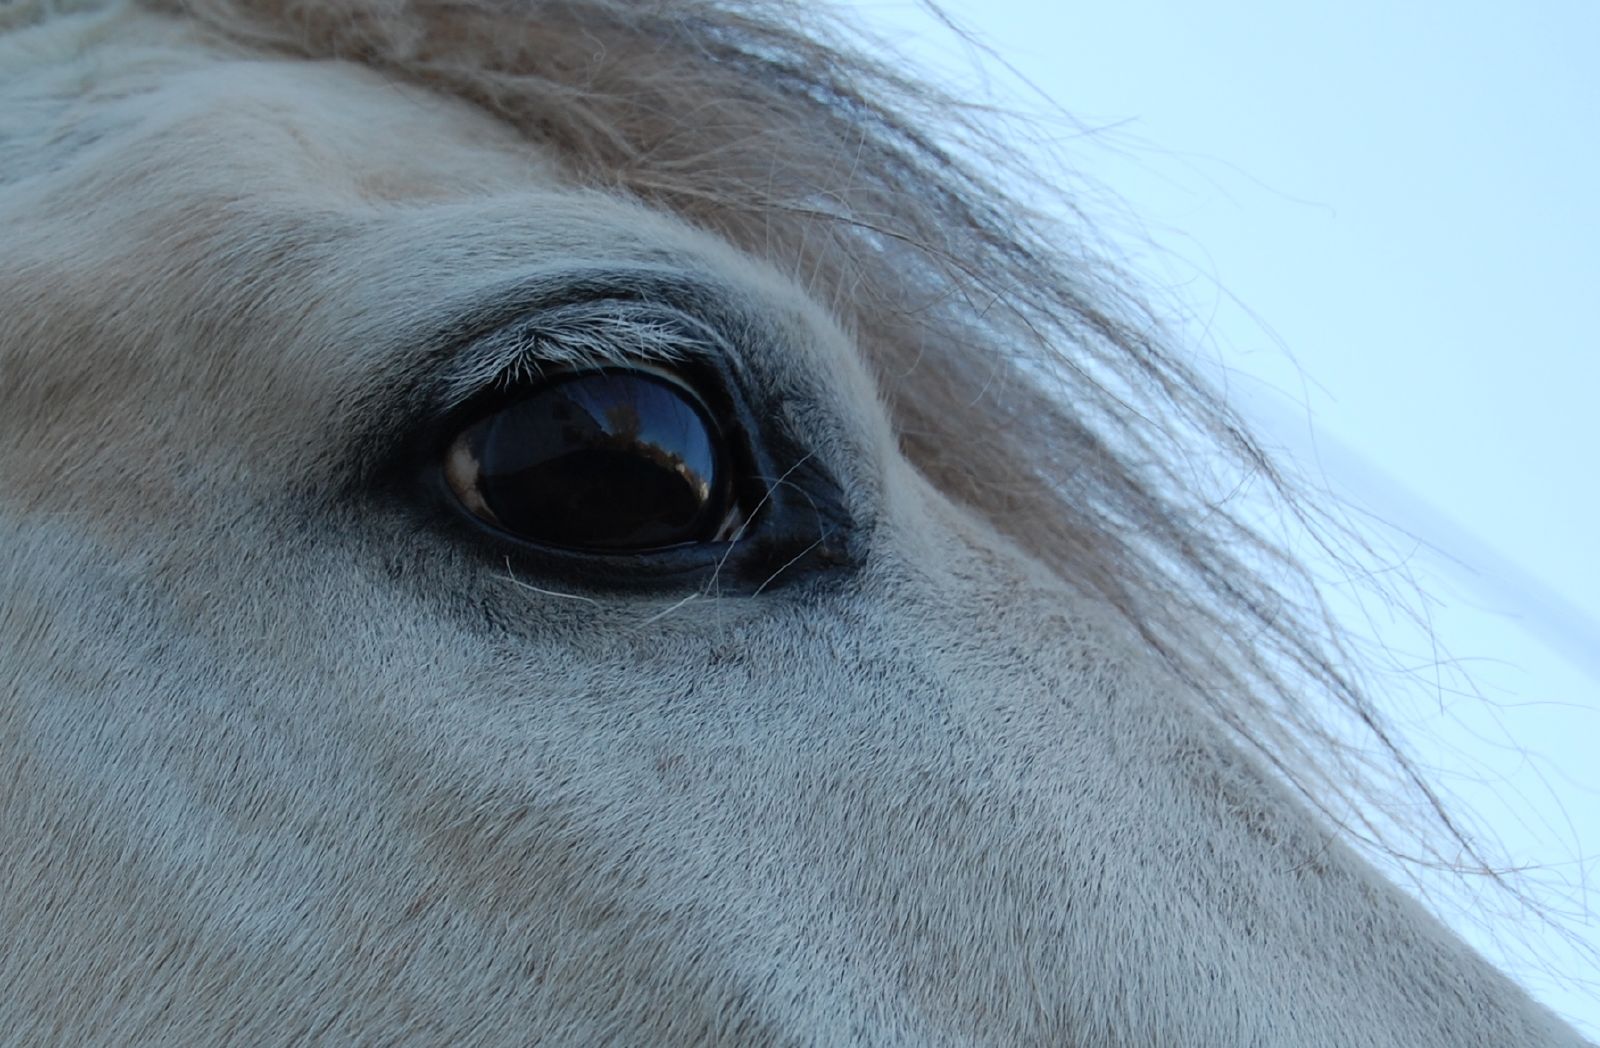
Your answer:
(466, 371), (726, 551)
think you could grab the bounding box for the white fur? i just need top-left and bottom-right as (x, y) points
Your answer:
(0, 3), (1590, 1044)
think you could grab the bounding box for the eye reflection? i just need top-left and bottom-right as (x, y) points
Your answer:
(445, 369), (733, 552)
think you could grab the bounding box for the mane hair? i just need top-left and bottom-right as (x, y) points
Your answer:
(132, 0), (1478, 873)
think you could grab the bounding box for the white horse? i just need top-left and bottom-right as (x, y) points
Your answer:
(0, 0), (1589, 1043)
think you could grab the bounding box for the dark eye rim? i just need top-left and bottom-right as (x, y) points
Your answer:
(414, 354), (859, 594)
(357, 273), (863, 594)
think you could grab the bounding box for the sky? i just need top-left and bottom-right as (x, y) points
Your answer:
(844, 0), (1600, 1034)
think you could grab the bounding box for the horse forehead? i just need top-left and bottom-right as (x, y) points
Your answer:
(1, 38), (566, 367)
(0, 32), (889, 541)
(2, 33), (837, 368)
(161, 60), (555, 199)
(0, 57), (511, 495)
(12, 14), (552, 198)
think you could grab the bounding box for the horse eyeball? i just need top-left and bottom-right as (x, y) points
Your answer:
(443, 369), (736, 553)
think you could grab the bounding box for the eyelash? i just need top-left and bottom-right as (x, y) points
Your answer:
(435, 296), (742, 415)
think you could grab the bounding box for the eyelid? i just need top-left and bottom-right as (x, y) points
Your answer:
(417, 267), (758, 418)
(437, 299), (736, 414)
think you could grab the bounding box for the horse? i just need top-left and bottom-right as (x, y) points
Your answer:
(0, 0), (1590, 1043)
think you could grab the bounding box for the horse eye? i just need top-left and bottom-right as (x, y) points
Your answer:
(443, 368), (739, 553)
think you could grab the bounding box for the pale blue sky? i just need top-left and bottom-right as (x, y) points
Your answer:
(847, 0), (1599, 1034)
